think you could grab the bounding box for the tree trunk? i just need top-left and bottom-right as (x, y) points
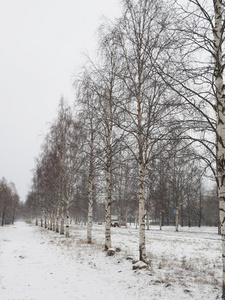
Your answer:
(160, 209), (162, 231)
(60, 143), (66, 235)
(139, 162), (147, 262)
(1, 208), (6, 226)
(214, 0), (225, 297)
(125, 207), (128, 228)
(56, 204), (59, 233)
(105, 167), (111, 250)
(44, 211), (47, 229)
(60, 202), (64, 235)
(175, 204), (179, 232)
(87, 130), (94, 243)
(52, 209), (55, 231)
(65, 206), (70, 238)
(105, 140), (112, 251)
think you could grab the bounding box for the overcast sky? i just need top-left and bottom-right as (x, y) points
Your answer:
(0, 0), (121, 201)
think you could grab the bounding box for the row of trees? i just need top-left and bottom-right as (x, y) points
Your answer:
(0, 177), (20, 226)
(24, 0), (225, 296)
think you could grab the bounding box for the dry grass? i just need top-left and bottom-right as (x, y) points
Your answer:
(146, 251), (221, 289)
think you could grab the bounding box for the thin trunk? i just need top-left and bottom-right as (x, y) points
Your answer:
(35, 195), (38, 226)
(87, 129), (94, 244)
(181, 199), (184, 227)
(60, 144), (66, 236)
(60, 199), (64, 235)
(55, 187), (60, 232)
(175, 203), (179, 232)
(105, 145), (112, 250)
(56, 205), (59, 233)
(105, 88), (113, 250)
(35, 215), (38, 226)
(52, 209), (55, 231)
(125, 207), (128, 228)
(1, 207), (6, 226)
(87, 173), (93, 243)
(118, 208), (122, 228)
(160, 209), (162, 231)
(139, 162), (147, 262)
(65, 211), (69, 237)
(44, 210), (47, 229)
(65, 172), (73, 238)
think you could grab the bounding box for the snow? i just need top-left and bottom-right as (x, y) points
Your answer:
(0, 221), (222, 299)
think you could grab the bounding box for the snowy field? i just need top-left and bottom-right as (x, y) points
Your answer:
(0, 221), (222, 300)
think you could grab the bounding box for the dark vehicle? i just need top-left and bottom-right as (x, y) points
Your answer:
(111, 215), (119, 227)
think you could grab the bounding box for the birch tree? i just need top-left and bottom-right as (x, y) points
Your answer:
(157, 0), (225, 294)
(0, 178), (20, 226)
(64, 118), (85, 237)
(213, 2), (225, 296)
(109, 0), (180, 262)
(81, 41), (122, 250)
(76, 75), (98, 244)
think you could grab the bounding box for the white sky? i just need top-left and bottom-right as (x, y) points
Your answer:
(0, 0), (121, 201)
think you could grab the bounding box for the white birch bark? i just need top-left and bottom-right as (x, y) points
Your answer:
(105, 139), (112, 250)
(65, 208), (69, 237)
(65, 152), (75, 238)
(87, 120), (94, 244)
(52, 209), (55, 231)
(60, 166), (65, 235)
(60, 184), (65, 235)
(139, 162), (147, 262)
(65, 176), (71, 238)
(137, 83), (147, 262)
(44, 212), (47, 229)
(65, 170), (72, 238)
(56, 192), (60, 233)
(87, 167), (93, 243)
(49, 210), (52, 230)
(60, 121), (66, 235)
(213, 0), (225, 297)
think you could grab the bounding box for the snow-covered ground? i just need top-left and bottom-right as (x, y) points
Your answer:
(0, 221), (222, 299)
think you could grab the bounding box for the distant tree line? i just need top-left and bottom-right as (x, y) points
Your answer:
(0, 177), (20, 226)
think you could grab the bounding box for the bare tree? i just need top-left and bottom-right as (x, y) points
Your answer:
(0, 178), (20, 226)
(154, 0), (225, 294)
(107, 0), (181, 262)
(76, 74), (99, 243)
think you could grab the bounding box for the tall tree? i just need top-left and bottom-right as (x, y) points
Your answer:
(157, 0), (225, 295)
(76, 75), (98, 244)
(109, 0), (180, 262)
